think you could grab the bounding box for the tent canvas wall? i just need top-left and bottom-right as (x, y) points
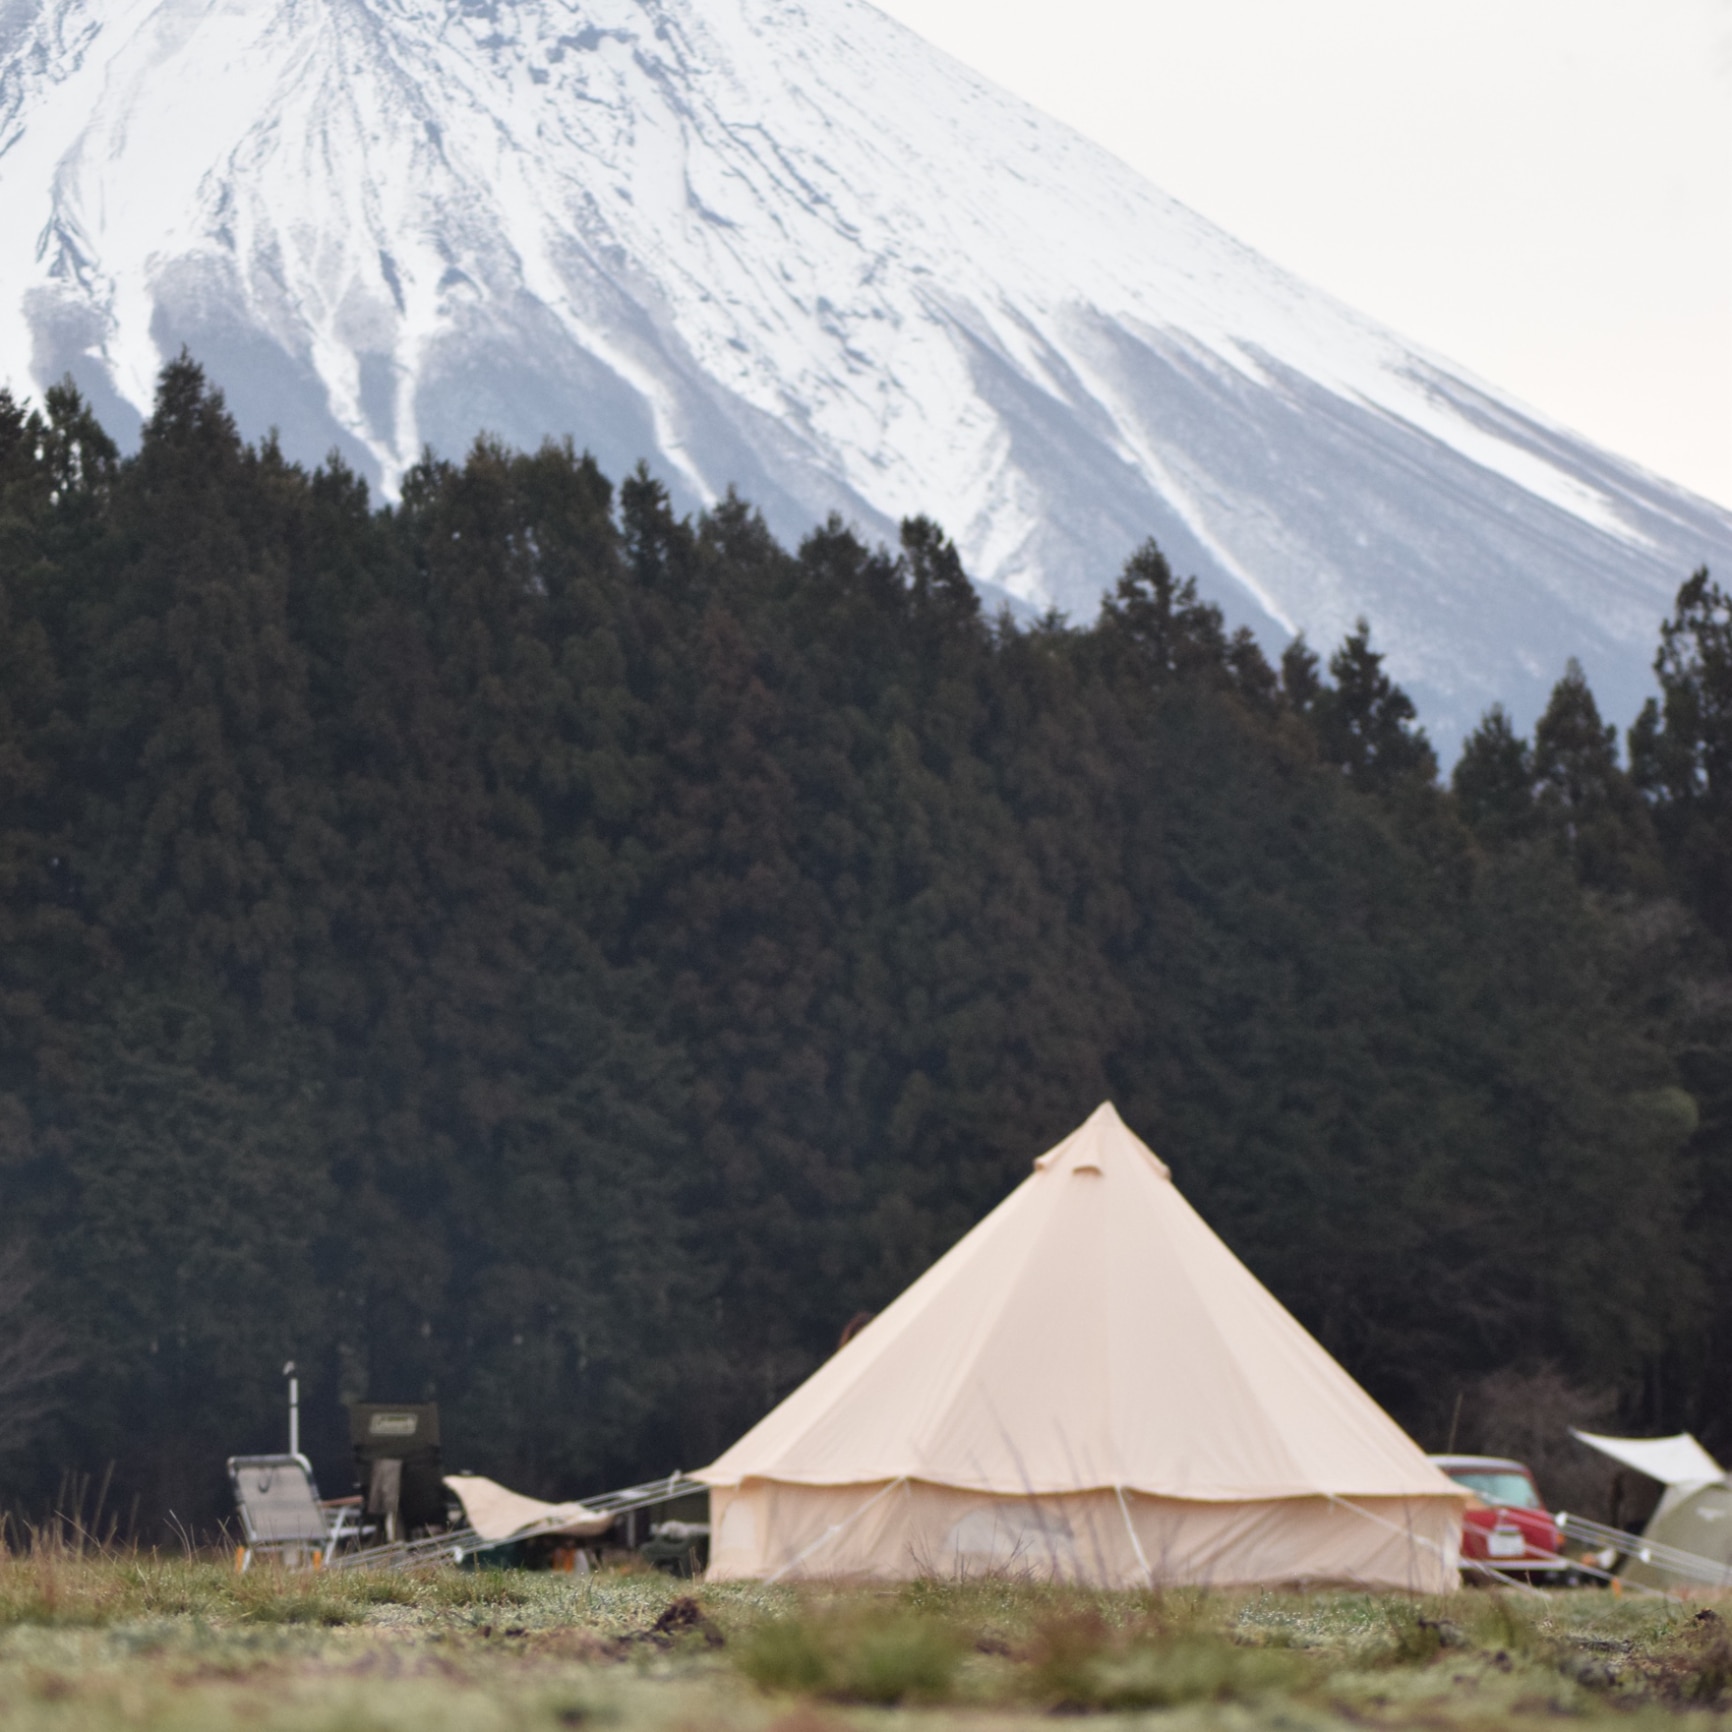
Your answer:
(698, 1103), (1463, 1589)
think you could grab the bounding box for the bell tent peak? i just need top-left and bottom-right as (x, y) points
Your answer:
(1032, 1100), (1171, 1179)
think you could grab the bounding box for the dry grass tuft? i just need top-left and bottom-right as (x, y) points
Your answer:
(1020, 1605), (1305, 1710)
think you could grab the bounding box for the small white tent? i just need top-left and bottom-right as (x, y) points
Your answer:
(698, 1103), (1463, 1588)
(1572, 1430), (1732, 1591)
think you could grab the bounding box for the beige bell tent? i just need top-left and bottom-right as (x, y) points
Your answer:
(697, 1103), (1464, 1589)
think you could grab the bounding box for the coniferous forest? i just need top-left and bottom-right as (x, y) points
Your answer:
(1, 361), (1729, 1531)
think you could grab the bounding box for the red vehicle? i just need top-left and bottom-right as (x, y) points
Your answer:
(1428, 1454), (1568, 1577)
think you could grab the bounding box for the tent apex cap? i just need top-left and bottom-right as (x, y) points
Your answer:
(1032, 1101), (1171, 1179)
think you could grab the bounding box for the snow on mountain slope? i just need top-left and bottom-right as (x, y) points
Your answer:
(2, 0), (1727, 741)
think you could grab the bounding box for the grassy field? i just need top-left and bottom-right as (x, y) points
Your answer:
(0, 1548), (1727, 1729)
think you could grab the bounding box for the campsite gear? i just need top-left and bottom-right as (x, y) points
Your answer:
(1567, 1431), (1732, 1592)
(571, 1472), (708, 1524)
(1625, 1483), (1732, 1590)
(1573, 1429), (1725, 1530)
(577, 1472), (710, 1552)
(444, 1474), (613, 1544)
(228, 1454), (338, 1570)
(1554, 1509), (1732, 1592)
(321, 1493), (609, 1575)
(1428, 1454), (1569, 1578)
(321, 1521), (481, 1571)
(322, 1471), (706, 1572)
(231, 1417), (695, 1575)
(640, 1519), (711, 1575)
(443, 1473), (704, 1570)
(698, 1102), (1466, 1589)
(348, 1403), (448, 1540)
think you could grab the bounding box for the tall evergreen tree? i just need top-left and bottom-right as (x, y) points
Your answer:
(1531, 659), (1660, 894)
(1309, 618), (1436, 793)
(1453, 705), (1534, 846)
(1631, 569), (1732, 941)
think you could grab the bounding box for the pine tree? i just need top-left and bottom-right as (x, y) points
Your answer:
(1630, 568), (1732, 941)
(1309, 618), (1436, 793)
(1453, 705), (1534, 845)
(1280, 634), (1324, 716)
(1097, 539), (1227, 683)
(1532, 660), (1661, 894)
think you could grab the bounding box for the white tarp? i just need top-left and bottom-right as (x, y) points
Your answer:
(444, 1474), (613, 1543)
(1571, 1431), (1726, 1489)
(698, 1102), (1464, 1589)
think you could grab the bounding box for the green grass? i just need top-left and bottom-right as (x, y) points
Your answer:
(0, 1546), (1725, 1728)
(737, 1601), (962, 1703)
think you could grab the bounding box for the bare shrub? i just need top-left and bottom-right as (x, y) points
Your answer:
(1453, 1365), (1623, 1519)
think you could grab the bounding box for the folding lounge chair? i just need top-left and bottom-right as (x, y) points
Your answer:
(228, 1454), (335, 1571)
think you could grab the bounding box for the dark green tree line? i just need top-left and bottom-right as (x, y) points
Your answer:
(0, 361), (1723, 1526)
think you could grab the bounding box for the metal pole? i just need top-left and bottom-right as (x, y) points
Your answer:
(284, 1361), (299, 1457)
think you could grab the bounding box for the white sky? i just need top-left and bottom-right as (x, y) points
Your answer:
(872, 0), (1732, 508)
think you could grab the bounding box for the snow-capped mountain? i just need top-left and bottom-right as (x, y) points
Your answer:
(2, 0), (1727, 741)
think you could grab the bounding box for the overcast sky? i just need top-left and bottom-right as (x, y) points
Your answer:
(873, 0), (1732, 508)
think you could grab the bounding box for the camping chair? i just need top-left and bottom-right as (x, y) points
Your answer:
(228, 1454), (335, 1571)
(321, 1495), (368, 1552)
(348, 1403), (451, 1542)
